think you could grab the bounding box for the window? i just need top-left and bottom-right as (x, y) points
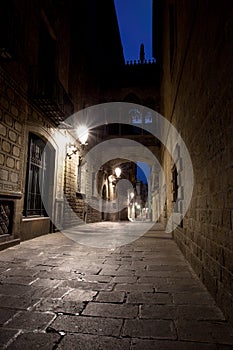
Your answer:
(24, 134), (48, 216)
(172, 164), (178, 204)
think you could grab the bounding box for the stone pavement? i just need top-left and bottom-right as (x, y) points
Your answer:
(0, 222), (233, 349)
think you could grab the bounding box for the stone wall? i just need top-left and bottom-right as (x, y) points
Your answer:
(161, 1), (233, 323)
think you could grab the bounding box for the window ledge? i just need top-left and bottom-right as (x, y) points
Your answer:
(22, 216), (49, 222)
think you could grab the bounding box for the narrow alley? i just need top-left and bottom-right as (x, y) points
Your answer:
(0, 222), (232, 349)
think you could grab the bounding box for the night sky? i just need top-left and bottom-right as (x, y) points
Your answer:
(114, 0), (153, 62)
(114, 1), (152, 183)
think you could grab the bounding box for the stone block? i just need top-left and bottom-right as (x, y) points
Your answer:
(0, 308), (17, 325)
(35, 298), (85, 315)
(0, 123), (6, 136)
(0, 295), (40, 310)
(57, 334), (131, 350)
(5, 311), (55, 331)
(6, 156), (15, 168)
(114, 283), (154, 292)
(4, 114), (13, 126)
(63, 289), (97, 302)
(0, 154), (5, 165)
(11, 105), (19, 117)
(95, 291), (125, 303)
(14, 121), (22, 132)
(82, 302), (138, 318)
(0, 169), (8, 181)
(12, 145), (20, 157)
(10, 172), (18, 183)
(177, 320), (233, 345)
(131, 339), (217, 350)
(0, 329), (18, 348)
(51, 315), (123, 336)
(2, 140), (11, 153)
(126, 292), (172, 304)
(8, 130), (17, 142)
(123, 319), (177, 339)
(7, 332), (60, 350)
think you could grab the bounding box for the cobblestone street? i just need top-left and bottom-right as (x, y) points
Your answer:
(0, 223), (233, 349)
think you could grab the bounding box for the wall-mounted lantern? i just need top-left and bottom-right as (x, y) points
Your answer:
(66, 125), (89, 159)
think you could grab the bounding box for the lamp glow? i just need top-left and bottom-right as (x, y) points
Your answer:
(77, 125), (89, 145)
(115, 167), (121, 178)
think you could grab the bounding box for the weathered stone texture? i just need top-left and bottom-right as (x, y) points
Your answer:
(161, 0), (233, 323)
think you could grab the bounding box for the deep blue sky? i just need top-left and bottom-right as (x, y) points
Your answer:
(137, 162), (150, 184)
(114, 0), (153, 62)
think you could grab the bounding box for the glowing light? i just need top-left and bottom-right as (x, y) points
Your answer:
(77, 125), (88, 145)
(115, 167), (121, 178)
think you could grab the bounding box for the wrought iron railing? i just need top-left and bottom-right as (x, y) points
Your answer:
(29, 66), (74, 124)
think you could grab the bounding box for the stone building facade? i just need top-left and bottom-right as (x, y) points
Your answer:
(0, 0), (125, 247)
(159, 0), (233, 324)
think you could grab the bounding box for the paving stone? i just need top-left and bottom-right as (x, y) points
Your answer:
(31, 278), (62, 288)
(60, 280), (114, 291)
(140, 304), (177, 319)
(147, 265), (191, 272)
(35, 298), (85, 314)
(7, 332), (61, 350)
(0, 283), (31, 296)
(0, 295), (40, 310)
(172, 292), (216, 305)
(95, 291), (125, 303)
(2, 268), (39, 277)
(63, 289), (97, 302)
(127, 292), (172, 304)
(51, 315), (123, 336)
(115, 268), (136, 276)
(0, 329), (19, 348)
(142, 270), (193, 278)
(156, 281), (204, 293)
(0, 226), (233, 348)
(0, 308), (18, 325)
(131, 339), (217, 349)
(5, 311), (55, 331)
(140, 304), (225, 321)
(137, 276), (168, 284)
(82, 302), (138, 318)
(113, 276), (138, 283)
(123, 319), (177, 339)
(82, 274), (113, 283)
(114, 283), (154, 292)
(36, 270), (77, 280)
(99, 266), (121, 275)
(57, 333), (131, 350)
(177, 320), (233, 345)
(177, 305), (225, 321)
(41, 286), (71, 299)
(0, 275), (37, 285)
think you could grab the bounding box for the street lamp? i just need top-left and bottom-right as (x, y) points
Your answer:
(66, 126), (89, 159)
(114, 167), (121, 221)
(77, 125), (89, 148)
(115, 167), (121, 178)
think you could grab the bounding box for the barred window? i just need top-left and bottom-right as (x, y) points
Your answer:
(23, 133), (48, 216)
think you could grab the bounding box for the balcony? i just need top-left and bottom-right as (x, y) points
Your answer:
(29, 66), (74, 125)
